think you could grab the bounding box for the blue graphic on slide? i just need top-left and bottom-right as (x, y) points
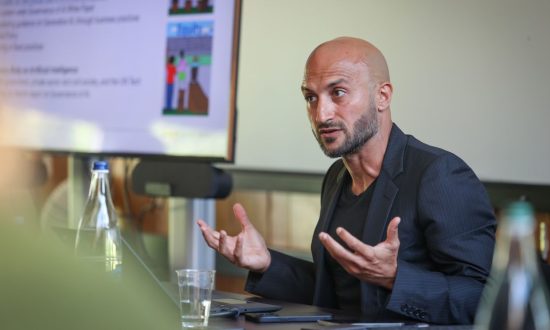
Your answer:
(167, 22), (213, 38)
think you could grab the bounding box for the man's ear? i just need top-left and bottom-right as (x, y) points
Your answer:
(377, 82), (393, 111)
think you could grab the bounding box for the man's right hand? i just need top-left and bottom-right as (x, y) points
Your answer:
(197, 203), (271, 273)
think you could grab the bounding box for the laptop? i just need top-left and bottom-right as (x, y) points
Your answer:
(245, 309), (333, 323)
(152, 276), (282, 317)
(120, 238), (282, 317)
(210, 297), (282, 317)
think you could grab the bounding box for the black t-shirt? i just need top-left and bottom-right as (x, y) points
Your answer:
(326, 173), (376, 312)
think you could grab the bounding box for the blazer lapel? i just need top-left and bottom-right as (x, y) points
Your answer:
(318, 167), (346, 233)
(360, 170), (399, 317)
(362, 124), (406, 245)
(362, 171), (398, 245)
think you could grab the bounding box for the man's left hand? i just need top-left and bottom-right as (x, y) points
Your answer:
(319, 217), (401, 290)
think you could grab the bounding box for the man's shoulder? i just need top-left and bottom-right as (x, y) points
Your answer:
(384, 124), (462, 174)
(389, 122), (457, 160)
(401, 134), (477, 185)
(392, 126), (472, 177)
(405, 134), (452, 159)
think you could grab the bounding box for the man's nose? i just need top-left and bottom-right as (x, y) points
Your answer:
(315, 96), (335, 123)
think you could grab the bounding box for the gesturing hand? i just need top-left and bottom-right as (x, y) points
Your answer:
(319, 217), (401, 289)
(197, 203), (271, 273)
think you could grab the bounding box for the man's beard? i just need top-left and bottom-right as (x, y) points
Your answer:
(313, 100), (379, 158)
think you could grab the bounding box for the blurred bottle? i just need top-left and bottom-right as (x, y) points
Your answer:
(475, 201), (550, 330)
(74, 160), (122, 275)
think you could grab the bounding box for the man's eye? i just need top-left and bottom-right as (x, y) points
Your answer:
(333, 89), (346, 97)
(304, 95), (317, 102)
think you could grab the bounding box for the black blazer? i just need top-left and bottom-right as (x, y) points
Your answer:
(246, 124), (496, 325)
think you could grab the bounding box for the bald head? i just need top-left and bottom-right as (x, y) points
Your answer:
(305, 37), (390, 86)
(301, 37), (394, 158)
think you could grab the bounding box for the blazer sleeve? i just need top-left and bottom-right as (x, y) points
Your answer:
(385, 153), (496, 324)
(245, 249), (316, 305)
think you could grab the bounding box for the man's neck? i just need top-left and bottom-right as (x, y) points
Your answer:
(343, 123), (391, 195)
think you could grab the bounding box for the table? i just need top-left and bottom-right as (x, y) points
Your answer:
(204, 292), (474, 330)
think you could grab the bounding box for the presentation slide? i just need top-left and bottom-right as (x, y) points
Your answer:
(0, 0), (239, 161)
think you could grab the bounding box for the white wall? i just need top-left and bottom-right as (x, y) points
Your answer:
(231, 0), (550, 185)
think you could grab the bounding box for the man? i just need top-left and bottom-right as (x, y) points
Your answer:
(197, 37), (496, 325)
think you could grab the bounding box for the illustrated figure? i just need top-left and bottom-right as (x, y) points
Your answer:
(165, 56), (176, 111)
(198, 0), (209, 12)
(176, 50), (189, 111)
(171, 0), (179, 13)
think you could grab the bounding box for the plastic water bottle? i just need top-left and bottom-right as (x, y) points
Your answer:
(474, 201), (550, 330)
(74, 160), (122, 275)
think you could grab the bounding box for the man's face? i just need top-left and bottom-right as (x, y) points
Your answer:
(301, 56), (378, 158)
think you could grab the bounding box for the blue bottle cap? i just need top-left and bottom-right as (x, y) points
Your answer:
(504, 200), (535, 226)
(505, 200), (534, 217)
(92, 161), (109, 171)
